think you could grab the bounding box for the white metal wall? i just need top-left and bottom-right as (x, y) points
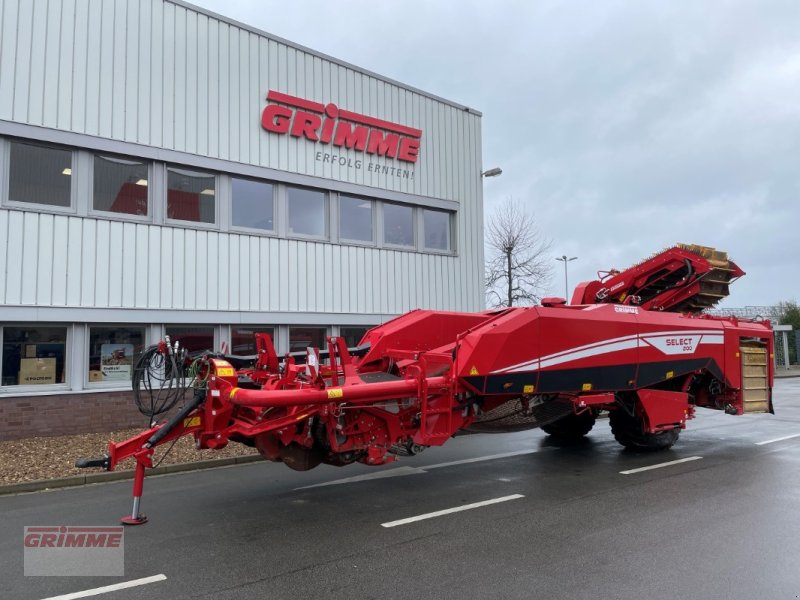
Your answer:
(0, 0), (485, 317)
(0, 208), (465, 315)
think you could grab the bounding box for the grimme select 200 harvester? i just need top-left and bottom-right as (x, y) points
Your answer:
(78, 244), (774, 524)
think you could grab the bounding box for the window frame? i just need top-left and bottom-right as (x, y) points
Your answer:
(0, 323), (71, 392)
(286, 185), (329, 241)
(163, 324), (218, 356)
(230, 325), (276, 355)
(2, 138), (77, 215)
(84, 324), (148, 388)
(338, 194), (376, 247)
(89, 153), (152, 223)
(381, 201), (416, 249)
(421, 208), (454, 254)
(288, 326), (329, 353)
(229, 175), (277, 236)
(164, 164), (220, 229)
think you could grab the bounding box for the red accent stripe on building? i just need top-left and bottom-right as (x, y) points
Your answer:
(266, 90), (325, 113)
(337, 109), (422, 138)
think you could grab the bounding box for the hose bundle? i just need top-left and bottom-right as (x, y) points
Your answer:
(132, 343), (192, 422)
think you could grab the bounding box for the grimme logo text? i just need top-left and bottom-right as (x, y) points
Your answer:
(24, 526), (123, 548)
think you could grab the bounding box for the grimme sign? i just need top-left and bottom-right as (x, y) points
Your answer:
(24, 526), (124, 576)
(260, 90), (423, 173)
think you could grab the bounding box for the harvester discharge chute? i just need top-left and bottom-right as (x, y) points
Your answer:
(77, 244), (773, 525)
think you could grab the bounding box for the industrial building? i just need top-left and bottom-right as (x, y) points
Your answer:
(0, 0), (485, 438)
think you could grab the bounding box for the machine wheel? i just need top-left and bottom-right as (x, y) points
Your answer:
(541, 411), (596, 440)
(609, 407), (679, 451)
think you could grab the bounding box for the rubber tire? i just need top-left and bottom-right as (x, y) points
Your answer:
(541, 411), (596, 440)
(609, 408), (679, 451)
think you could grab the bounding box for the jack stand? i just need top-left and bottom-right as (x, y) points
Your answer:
(121, 458), (148, 525)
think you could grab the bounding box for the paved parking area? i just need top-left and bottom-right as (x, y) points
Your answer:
(2, 379), (799, 600)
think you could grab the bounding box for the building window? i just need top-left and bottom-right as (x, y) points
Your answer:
(340, 327), (371, 348)
(167, 167), (216, 223)
(93, 155), (149, 216)
(87, 326), (146, 384)
(232, 177), (274, 231)
(289, 327), (327, 353)
(231, 326), (275, 355)
(383, 203), (414, 247)
(1, 326), (67, 386)
(423, 209), (451, 251)
(339, 196), (373, 243)
(165, 326), (215, 356)
(8, 141), (72, 208)
(287, 186), (326, 238)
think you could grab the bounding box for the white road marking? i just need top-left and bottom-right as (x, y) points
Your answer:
(294, 449), (541, 490)
(294, 466), (427, 490)
(424, 449), (538, 470)
(381, 494), (524, 528)
(41, 574), (167, 600)
(620, 456), (703, 475)
(755, 432), (800, 446)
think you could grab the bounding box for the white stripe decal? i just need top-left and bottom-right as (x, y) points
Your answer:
(494, 329), (725, 374)
(539, 338), (639, 369)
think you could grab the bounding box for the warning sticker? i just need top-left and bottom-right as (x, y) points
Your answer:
(327, 388), (344, 399)
(183, 416), (201, 428)
(216, 367), (236, 377)
(469, 366), (479, 376)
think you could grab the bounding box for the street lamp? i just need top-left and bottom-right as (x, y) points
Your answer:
(555, 255), (577, 301)
(481, 167), (502, 178)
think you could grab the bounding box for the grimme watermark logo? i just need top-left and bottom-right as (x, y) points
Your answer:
(24, 526), (124, 576)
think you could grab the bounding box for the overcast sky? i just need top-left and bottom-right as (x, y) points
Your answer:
(191, 0), (799, 308)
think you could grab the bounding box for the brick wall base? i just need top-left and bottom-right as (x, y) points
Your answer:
(0, 391), (147, 441)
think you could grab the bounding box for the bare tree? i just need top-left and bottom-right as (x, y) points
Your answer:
(485, 199), (553, 307)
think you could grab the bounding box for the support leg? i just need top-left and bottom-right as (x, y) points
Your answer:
(121, 458), (149, 525)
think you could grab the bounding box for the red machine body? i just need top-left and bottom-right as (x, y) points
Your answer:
(77, 244), (774, 524)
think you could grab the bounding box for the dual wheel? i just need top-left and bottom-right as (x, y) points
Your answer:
(608, 408), (679, 451)
(541, 407), (679, 451)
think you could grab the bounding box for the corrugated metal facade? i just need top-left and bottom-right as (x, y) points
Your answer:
(0, 209), (467, 316)
(0, 0), (484, 321)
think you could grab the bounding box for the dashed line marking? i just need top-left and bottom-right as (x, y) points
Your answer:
(424, 449), (538, 470)
(40, 574), (167, 600)
(381, 494), (524, 528)
(620, 456), (703, 475)
(755, 433), (800, 446)
(294, 449), (540, 490)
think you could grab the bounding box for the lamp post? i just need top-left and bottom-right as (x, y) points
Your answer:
(555, 255), (577, 301)
(481, 167), (502, 178)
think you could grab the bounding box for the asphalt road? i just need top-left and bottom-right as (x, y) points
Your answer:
(3, 378), (800, 600)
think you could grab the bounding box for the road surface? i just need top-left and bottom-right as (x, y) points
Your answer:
(2, 378), (799, 600)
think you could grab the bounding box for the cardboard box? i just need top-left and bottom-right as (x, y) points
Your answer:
(88, 370), (105, 382)
(18, 358), (56, 385)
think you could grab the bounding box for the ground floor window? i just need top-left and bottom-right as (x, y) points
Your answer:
(340, 327), (371, 348)
(289, 327), (327, 353)
(1, 326), (67, 386)
(165, 326), (215, 356)
(231, 326), (275, 355)
(87, 326), (146, 384)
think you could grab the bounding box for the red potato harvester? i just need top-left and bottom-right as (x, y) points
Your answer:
(77, 244), (774, 525)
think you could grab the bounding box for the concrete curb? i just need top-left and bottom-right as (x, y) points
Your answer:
(0, 454), (263, 496)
